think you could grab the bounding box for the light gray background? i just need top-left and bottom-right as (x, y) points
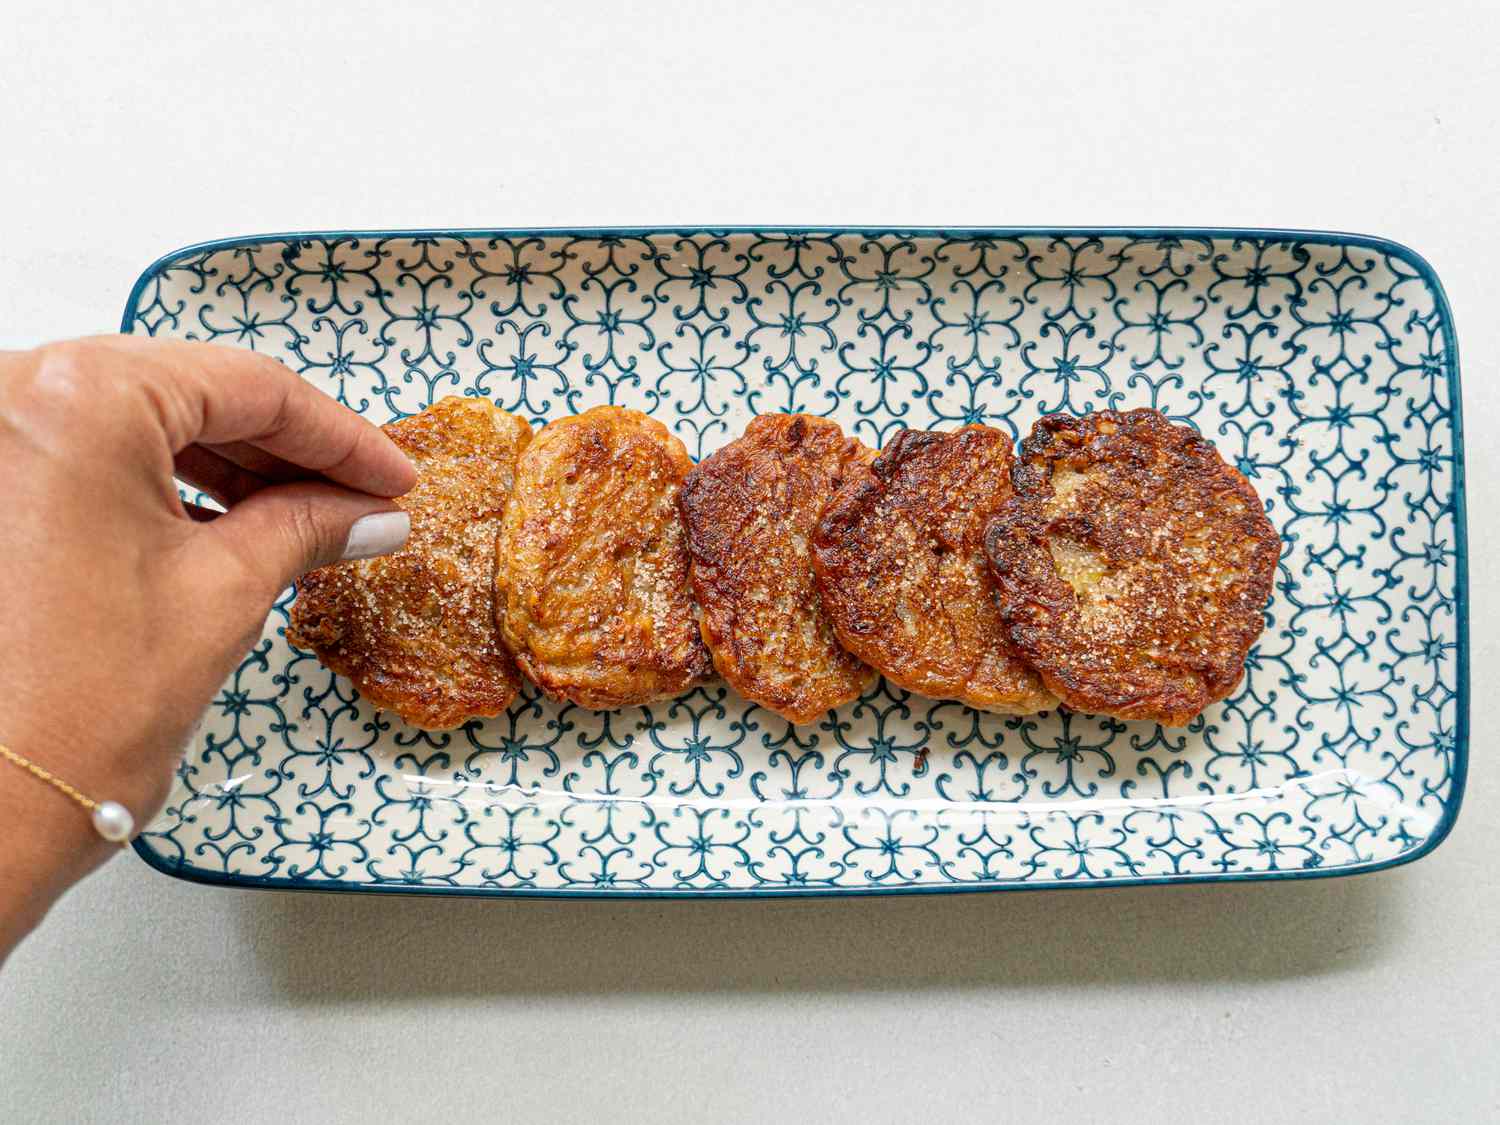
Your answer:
(1, 2), (1495, 1122)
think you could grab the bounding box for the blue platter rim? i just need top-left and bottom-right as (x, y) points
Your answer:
(121, 225), (1469, 900)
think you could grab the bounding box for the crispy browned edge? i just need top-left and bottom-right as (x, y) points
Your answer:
(679, 413), (877, 724)
(495, 405), (712, 710)
(286, 397), (531, 730)
(810, 424), (1055, 713)
(985, 408), (1281, 726)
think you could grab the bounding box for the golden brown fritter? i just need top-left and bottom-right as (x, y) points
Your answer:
(985, 408), (1280, 726)
(680, 413), (877, 724)
(496, 406), (712, 709)
(811, 425), (1056, 714)
(286, 396), (532, 730)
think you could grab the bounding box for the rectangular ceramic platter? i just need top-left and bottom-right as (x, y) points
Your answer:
(121, 228), (1467, 897)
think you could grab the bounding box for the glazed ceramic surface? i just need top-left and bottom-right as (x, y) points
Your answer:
(121, 228), (1466, 896)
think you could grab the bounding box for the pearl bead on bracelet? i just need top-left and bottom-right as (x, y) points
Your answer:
(90, 800), (136, 842)
(0, 742), (134, 847)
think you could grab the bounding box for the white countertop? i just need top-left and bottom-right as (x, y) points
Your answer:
(2, 2), (1496, 1121)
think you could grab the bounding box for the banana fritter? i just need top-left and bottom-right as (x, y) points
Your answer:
(287, 396), (532, 730)
(680, 413), (877, 724)
(985, 408), (1280, 726)
(496, 406), (712, 709)
(811, 425), (1056, 714)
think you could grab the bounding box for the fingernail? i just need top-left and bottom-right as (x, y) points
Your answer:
(341, 511), (410, 561)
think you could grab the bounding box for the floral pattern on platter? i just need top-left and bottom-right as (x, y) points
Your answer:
(122, 229), (1466, 895)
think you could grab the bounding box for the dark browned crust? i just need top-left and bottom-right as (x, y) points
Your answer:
(286, 396), (532, 730)
(985, 408), (1281, 726)
(810, 425), (1055, 714)
(496, 405), (712, 709)
(680, 413), (877, 724)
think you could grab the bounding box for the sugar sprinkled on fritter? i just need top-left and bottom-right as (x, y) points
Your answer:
(985, 408), (1280, 726)
(287, 396), (532, 730)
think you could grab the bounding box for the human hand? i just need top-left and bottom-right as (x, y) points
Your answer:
(0, 336), (415, 955)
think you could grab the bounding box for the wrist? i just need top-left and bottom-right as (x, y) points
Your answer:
(0, 748), (121, 960)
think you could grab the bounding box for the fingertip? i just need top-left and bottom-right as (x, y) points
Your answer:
(379, 445), (419, 498)
(205, 481), (408, 595)
(356, 426), (418, 497)
(319, 407), (418, 497)
(341, 510), (412, 560)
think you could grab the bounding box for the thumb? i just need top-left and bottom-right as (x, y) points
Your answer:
(206, 480), (411, 596)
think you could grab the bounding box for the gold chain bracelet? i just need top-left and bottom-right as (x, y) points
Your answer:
(0, 742), (134, 846)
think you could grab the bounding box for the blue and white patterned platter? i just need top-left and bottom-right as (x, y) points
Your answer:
(121, 228), (1467, 897)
